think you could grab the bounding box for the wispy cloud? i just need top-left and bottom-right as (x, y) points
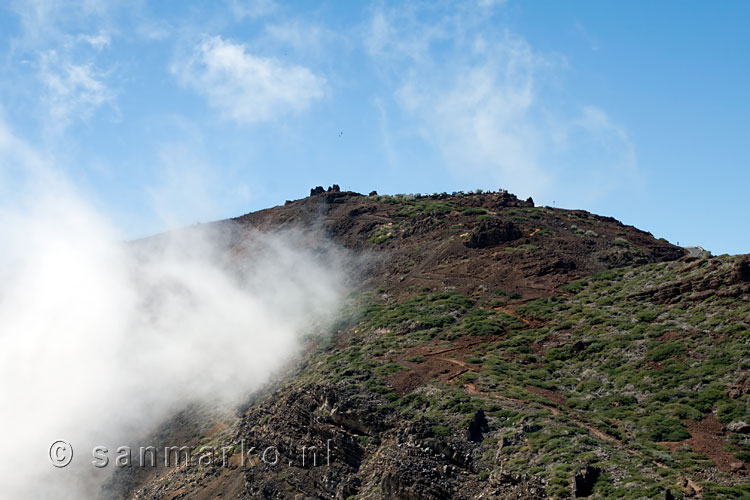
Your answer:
(572, 19), (600, 51)
(6, 0), (112, 48)
(2, 2), (119, 133)
(38, 49), (114, 128)
(147, 140), (252, 229)
(365, 3), (638, 203)
(172, 35), (326, 124)
(262, 20), (342, 58)
(0, 115), (350, 500)
(227, 0), (277, 20)
(76, 30), (111, 50)
(394, 31), (554, 196)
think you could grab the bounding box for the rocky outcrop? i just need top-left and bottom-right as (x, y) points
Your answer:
(310, 184), (342, 196)
(600, 248), (651, 267)
(466, 409), (489, 443)
(728, 376), (750, 399)
(731, 257), (750, 283)
(629, 256), (750, 304)
(727, 421), (750, 434)
(465, 220), (522, 249)
(574, 465), (601, 497)
(475, 190), (534, 209)
(537, 258), (577, 276)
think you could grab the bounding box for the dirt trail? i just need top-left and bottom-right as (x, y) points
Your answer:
(492, 306), (532, 325)
(387, 300), (710, 494)
(420, 336), (499, 357)
(437, 357), (471, 369)
(393, 337), (708, 496)
(661, 416), (748, 475)
(483, 385), (710, 496)
(472, 384), (616, 443)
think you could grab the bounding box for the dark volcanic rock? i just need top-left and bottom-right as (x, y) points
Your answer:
(465, 220), (522, 249)
(466, 409), (489, 443)
(381, 470), (453, 500)
(727, 421), (750, 434)
(574, 465), (601, 497)
(629, 256), (750, 304)
(482, 190), (534, 209)
(537, 258), (577, 276)
(349, 205), (376, 217)
(731, 257), (750, 283)
(728, 376), (750, 400)
(325, 191), (352, 204)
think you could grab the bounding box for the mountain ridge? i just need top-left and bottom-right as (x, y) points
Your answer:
(107, 188), (749, 500)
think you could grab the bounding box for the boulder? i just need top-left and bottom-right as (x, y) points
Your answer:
(727, 421), (750, 434)
(466, 409), (489, 443)
(573, 465), (600, 497)
(730, 257), (750, 283)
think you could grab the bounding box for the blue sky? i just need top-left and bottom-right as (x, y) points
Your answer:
(0, 1), (747, 254)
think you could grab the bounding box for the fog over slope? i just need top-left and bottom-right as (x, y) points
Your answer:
(0, 156), (350, 498)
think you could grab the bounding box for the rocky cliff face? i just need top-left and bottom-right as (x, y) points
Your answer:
(105, 190), (749, 499)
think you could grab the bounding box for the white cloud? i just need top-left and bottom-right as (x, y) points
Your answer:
(3, 2), (118, 133)
(39, 50), (114, 127)
(364, 6), (445, 66)
(395, 33), (553, 196)
(366, 4), (638, 203)
(227, 0), (277, 20)
(147, 140), (253, 230)
(0, 118), (50, 201)
(478, 0), (507, 7)
(135, 18), (172, 41)
(561, 105), (639, 198)
(76, 31), (111, 50)
(0, 118), (351, 498)
(263, 20), (341, 57)
(572, 19), (600, 51)
(6, 0), (112, 47)
(173, 35), (326, 124)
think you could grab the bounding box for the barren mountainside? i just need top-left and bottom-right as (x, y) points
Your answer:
(107, 188), (749, 500)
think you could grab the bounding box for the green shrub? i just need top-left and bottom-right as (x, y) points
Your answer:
(458, 309), (524, 337)
(641, 415), (690, 441)
(517, 299), (556, 320)
(646, 341), (686, 361)
(432, 425), (452, 437)
(637, 308), (661, 323)
(461, 207), (487, 216)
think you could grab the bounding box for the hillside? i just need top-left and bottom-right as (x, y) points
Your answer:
(106, 188), (749, 500)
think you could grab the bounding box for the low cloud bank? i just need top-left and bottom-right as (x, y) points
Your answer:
(0, 171), (350, 498)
